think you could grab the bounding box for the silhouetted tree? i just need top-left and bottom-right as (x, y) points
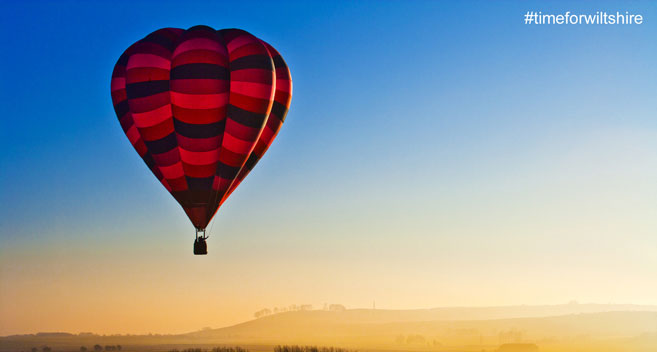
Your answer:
(42, 346), (52, 352)
(116, 346), (121, 351)
(254, 308), (273, 318)
(406, 334), (425, 345)
(498, 329), (524, 344)
(328, 304), (346, 311)
(94, 345), (102, 352)
(81, 347), (88, 352)
(31, 348), (38, 352)
(274, 345), (353, 352)
(210, 348), (248, 352)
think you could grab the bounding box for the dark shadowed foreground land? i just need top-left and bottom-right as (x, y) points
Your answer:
(2, 304), (657, 352)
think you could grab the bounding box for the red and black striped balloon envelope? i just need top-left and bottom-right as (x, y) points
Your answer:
(111, 26), (292, 230)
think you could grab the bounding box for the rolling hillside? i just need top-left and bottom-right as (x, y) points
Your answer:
(187, 309), (657, 345)
(3, 304), (657, 352)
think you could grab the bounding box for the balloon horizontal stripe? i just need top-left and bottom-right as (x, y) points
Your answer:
(137, 119), (174, 141)
(231, 68), (273, 83)
(126, 54), (170, 70)
(175, 38), (228, 55)
(151, 147), (180, 167)
(270, 101), (288, 121)
(274, 78), (292, 94)
(182, 163), (217, 178)
(170, 79), (229, 94)
(229, 94), (273, 116)
(179, 148), (220, 165)
(223, 120), (260, 141)
(172, 49), (228, 66)
(132, 104), (172, 128)
(171, 92), (229, 109)
(229, 55), (274, 71)
(172, 106), (226, 124)
(176, 134), (221, 152)
(221, 133), (256, 154)
(231, 81), (276, 100)
(113, 100), (129, 119)
(144, 132), (177, 153)
(125, 67), (169, 84)
(171, 64), (229, 80)
(127, 92), (170, 113)
(227, 104), (272, 128)
(159, 162), (185, 179)
(126, 80), (170, 99)
(111, 78), (125, 91)
(125, 125), (141, 146)
(173, 119), (223, 138)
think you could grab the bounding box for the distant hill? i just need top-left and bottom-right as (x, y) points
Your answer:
(2, 304), (657, 352)
(187, 310), (657, 344)
(34, 333), (75, 337)
(196, 302), (657, 329)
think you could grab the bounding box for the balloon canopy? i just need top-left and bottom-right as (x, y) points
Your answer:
(111, 26), (292, 230)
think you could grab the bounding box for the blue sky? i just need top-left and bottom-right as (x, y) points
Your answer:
(1, 0), (656, 335)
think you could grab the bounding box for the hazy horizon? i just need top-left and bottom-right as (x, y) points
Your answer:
(3, 307), (657, 352)
(4, 301), (657, 336)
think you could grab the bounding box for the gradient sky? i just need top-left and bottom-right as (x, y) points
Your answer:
(1, 0), (656, 336)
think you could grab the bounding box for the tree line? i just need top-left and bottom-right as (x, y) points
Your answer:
(167, 346), (353, 352)
(168, 347), (248, 352)
(80, 345), (122, 351)
(254, 303), (346, 318)
(274, 345), (354, 352)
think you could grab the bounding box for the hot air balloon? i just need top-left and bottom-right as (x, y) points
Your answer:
(110, 26), (292, 255)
